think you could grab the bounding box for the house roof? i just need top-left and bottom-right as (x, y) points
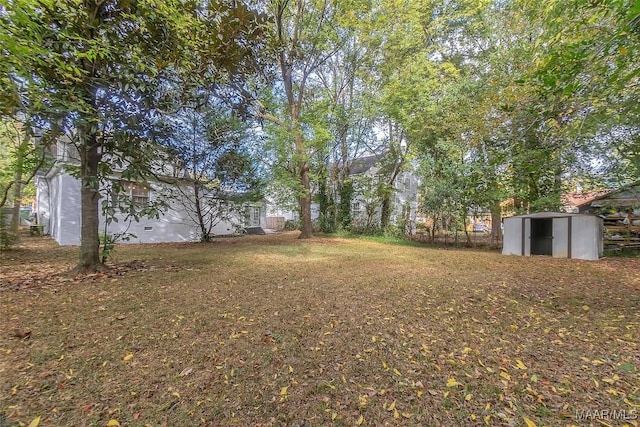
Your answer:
(349, 153), (385, 175)
(561, 190), (611, 208)
(587, 181), (640, 208)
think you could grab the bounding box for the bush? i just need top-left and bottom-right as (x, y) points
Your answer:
(284, 219), (301, 231)
(349, 219), (381, 235)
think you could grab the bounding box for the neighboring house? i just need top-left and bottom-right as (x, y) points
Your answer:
(266, 154), (419, 231)
(577, 182), (640, 247)
(561, 189), (611, 213)
(348, 154), (419, 231)
(35, 139), (266, 245)
(578, 182), (640, 215)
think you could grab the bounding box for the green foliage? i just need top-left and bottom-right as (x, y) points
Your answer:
(315, 177), (336, 233)
(0, 119), (45, 209)
(1, 0), (268, 269)
(284, 219), (301, 231)
(159, 100), (264, 242)
(525, 0), (640, 185)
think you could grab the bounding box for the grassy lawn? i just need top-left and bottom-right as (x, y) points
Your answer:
(1, 232), (639, 427)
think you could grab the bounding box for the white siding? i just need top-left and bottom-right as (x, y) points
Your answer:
(37, 169), (266, 245)
(552, 217), (569, 258)
(571, 216), (603, 261)
(53, 173), (82, 246)
(502, 216), (531, 255)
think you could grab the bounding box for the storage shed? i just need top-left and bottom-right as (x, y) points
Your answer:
(502, 212), (603, 260)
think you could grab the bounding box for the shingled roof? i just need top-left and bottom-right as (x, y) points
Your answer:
(349, 153), (385, 175)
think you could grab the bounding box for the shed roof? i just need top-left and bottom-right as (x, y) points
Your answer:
(506, 212), (593, 220)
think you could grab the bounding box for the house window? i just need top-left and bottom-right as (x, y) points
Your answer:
(119, 181), (150, 205)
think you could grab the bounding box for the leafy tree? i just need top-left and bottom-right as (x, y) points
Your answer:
(1, 0), (267, 271)
(252, 0), (346, 239)
(530, 0), (640, 185)
(315, 28), (378, 231)
(0, 118), (48, 237)
(161, 99), (263, 242)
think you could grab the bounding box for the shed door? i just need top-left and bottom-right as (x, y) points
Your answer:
(530, 218), (553, 255)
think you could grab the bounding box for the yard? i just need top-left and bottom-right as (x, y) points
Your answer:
(1, 233), (639, 426)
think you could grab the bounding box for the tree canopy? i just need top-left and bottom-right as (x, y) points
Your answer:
(1, 0), (638, 258)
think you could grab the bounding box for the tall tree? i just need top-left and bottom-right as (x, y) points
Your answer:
(1, 0), (266, 270)
(0, 119), (46, 214)
(253, 0), (345, 238)
(315, 28), (377, 230)
(531, 0), (640, 184)
(161, 99), (263, 242)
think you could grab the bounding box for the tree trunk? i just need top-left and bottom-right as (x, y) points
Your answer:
(10, 154), (23, 235)
(299, 160), (313, 239)
(490, 202), (502, 246)
(463, 213), (471, 245)
(380, 192), (391, 230)
(338, 179), (352, 228)
(78, 132), (102, 272)
(193, 182), (210, 242)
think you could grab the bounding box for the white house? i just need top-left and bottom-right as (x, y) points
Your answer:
(266, 154), (420, 232)
(348, 154), (420, 232)
(35, 139), (266, 245)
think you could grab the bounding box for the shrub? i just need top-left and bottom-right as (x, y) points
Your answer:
(284, 219), (301, 231)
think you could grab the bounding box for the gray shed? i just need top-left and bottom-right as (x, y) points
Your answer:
(502, 212), (603, 260)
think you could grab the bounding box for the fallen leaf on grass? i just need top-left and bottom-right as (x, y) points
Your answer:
(106, 420), (120, 427)
(359, 395), (368, 408)
(523, 416), (537, 427)
(123, 354), (133, 362)
(179, 367), (193, 377)
(446, 377), (462, 387)
(27, 416), (41, 427)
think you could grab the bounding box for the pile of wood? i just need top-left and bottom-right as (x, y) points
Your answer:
(602, 213), (640, 249)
